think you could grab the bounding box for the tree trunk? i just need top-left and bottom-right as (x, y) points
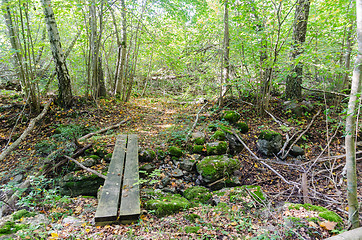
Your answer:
(219, 0), (230, 107)
(114, 0), (127, 96)
(285, 0), (310, 100)
(41, 0), (73, 107)
(344, 0), (361, 229)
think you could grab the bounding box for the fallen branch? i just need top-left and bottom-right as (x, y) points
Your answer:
(301, 86), (349, 97)
(185, 101), (208, 142)
(282, 109), (321, 159)
(78, 118), (129, 141)
(0, 99), (53, 162)
(64, 156), (106, 180)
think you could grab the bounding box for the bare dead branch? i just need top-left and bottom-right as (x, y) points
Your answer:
(64, 156), (106, 180)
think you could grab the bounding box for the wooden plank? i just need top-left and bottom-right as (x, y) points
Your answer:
(118, 134), (140, 223)
(95, 135), (127, 225)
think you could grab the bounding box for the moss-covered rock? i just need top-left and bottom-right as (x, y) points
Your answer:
(194, 138), (205, 145)
(12, 210), (36, 221)
(206, 141), (228, 155)
(193, 145), (204, 154)
(223, 110), (241, 124)
(59, 173), (105, 197)
(191, 132), (206, 145)
(288, 203), (342, 223)
(196, 155), (240, 183)
(257, 130), (283, 156)
(208, 124), (218, 132)
(145, 193), (190, 217)
(184, 213), (201, 223)
(139, 149), (156, 162)
(184, 226), (201, 233)
(211, 130), (226, 141)
(169, 146), (183, 158)
(0, 221), (27, 235)
(235, 122), (249, 134)
(184, 186), (212, 204)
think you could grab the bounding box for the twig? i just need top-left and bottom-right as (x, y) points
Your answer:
(282, 109), (321, 159)
(64, 156), (106, 180)
(78, 118), (129, 141)
(0, 99), (53, 162)
(185, 101), (208, 142)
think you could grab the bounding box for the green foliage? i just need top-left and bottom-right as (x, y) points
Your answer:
(183, 186), (212, 204)
(52, 124), (97, 142)
(184, 226), (201, 233)
(0, 221), (27, 236)
(137, 169), (161, 186)
(34, 140), (58, 156)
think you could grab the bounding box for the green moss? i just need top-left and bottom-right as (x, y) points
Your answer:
(184, 213), (201, 223)
(212, 130), (226, 141)
(223, 110), (241, 124)
(169, 146), (183, 158)
(0, 221), (27, 235)
(235, 122), (249, 134)
(288, 203), (342, 223)
(219, 125), (233, 135)
(259, 130), (281, 141)
(89, 155), (100, 160)
(196, 155), (240, 183)
(157, 149), (166, 160)
(145, 194), (190, 217)
(208, 124), (218, 132)
(184, 186), (212, 204)
(193, 145), (204, 154)
(245, 185), (266, 203)
(184, 226), (201, 234)
(12, 209), (36, 221)
(206, 141), (228, 155)
(194, 137), (205, 145)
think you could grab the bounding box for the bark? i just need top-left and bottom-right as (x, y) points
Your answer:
(344, 0), (362, 229)
(219, 0), (230, 107)
(41, 0), (73, 107)
(285, 0), (310, 100)
(114, 0), (127, 96)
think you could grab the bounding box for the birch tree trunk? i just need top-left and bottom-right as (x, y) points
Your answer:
(285, 0), (310, 100)
(219, 0), (229, 107)
(344, 0), (362, 229)
(41, 0), (73, 107)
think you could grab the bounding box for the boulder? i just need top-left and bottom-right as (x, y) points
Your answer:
(283, 100), (314, 117)
(290, 145), (305, 157)
(170, 168), (184, 178)
(196, 155), (240, 183)
(223, 110), (241, 124)
(235, 121), (249, 134)
(191, 132), (206, 145)
(225, 133), (244, 154)
(206, 141), (228, 155)
(139, 149), (156, 162)
(59, 173), (104, 197)
(211, 130), (226, 141)
(183, 186), (212, 204)
(179, 158), (196, 172)
(144, 193), (190, 217)
(257, 130), (282, 156)
(169, 146), (183, 158)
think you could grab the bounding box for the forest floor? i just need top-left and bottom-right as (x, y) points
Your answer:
(0, 92), (361, 239)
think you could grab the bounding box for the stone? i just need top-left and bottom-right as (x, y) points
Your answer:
(144, 193), (190, 217)
(290, 145), (305, 157)
(58, 174), (104, 197)
(284, 101), (303, 116)
(192, 145), (204, 154)
(161, 176), (171, 187)
(206, 142), (228, 155)
(179, 158), (196, 172)
(211, 130), (226, 141)
(223, 110), (241, 124)
(183, 186), (212, 204)
(257, 130), (283, 156)
(225, 133), (244, 154)
(170, 168), (183, 178)
(191, 132), (206, 145)
(139, 149), (156, 162)
(169, 146), (183, 158)
(139, 163), (156, 174)
(196, 155), (241, 183)
(82, 158), (97, 168)
(62, 216), (84, 226)
(235, 122), (249, 134)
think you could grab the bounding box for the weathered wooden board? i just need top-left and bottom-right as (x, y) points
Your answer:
(94, 135), (127, 225)
(118, 134), (140, 223)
